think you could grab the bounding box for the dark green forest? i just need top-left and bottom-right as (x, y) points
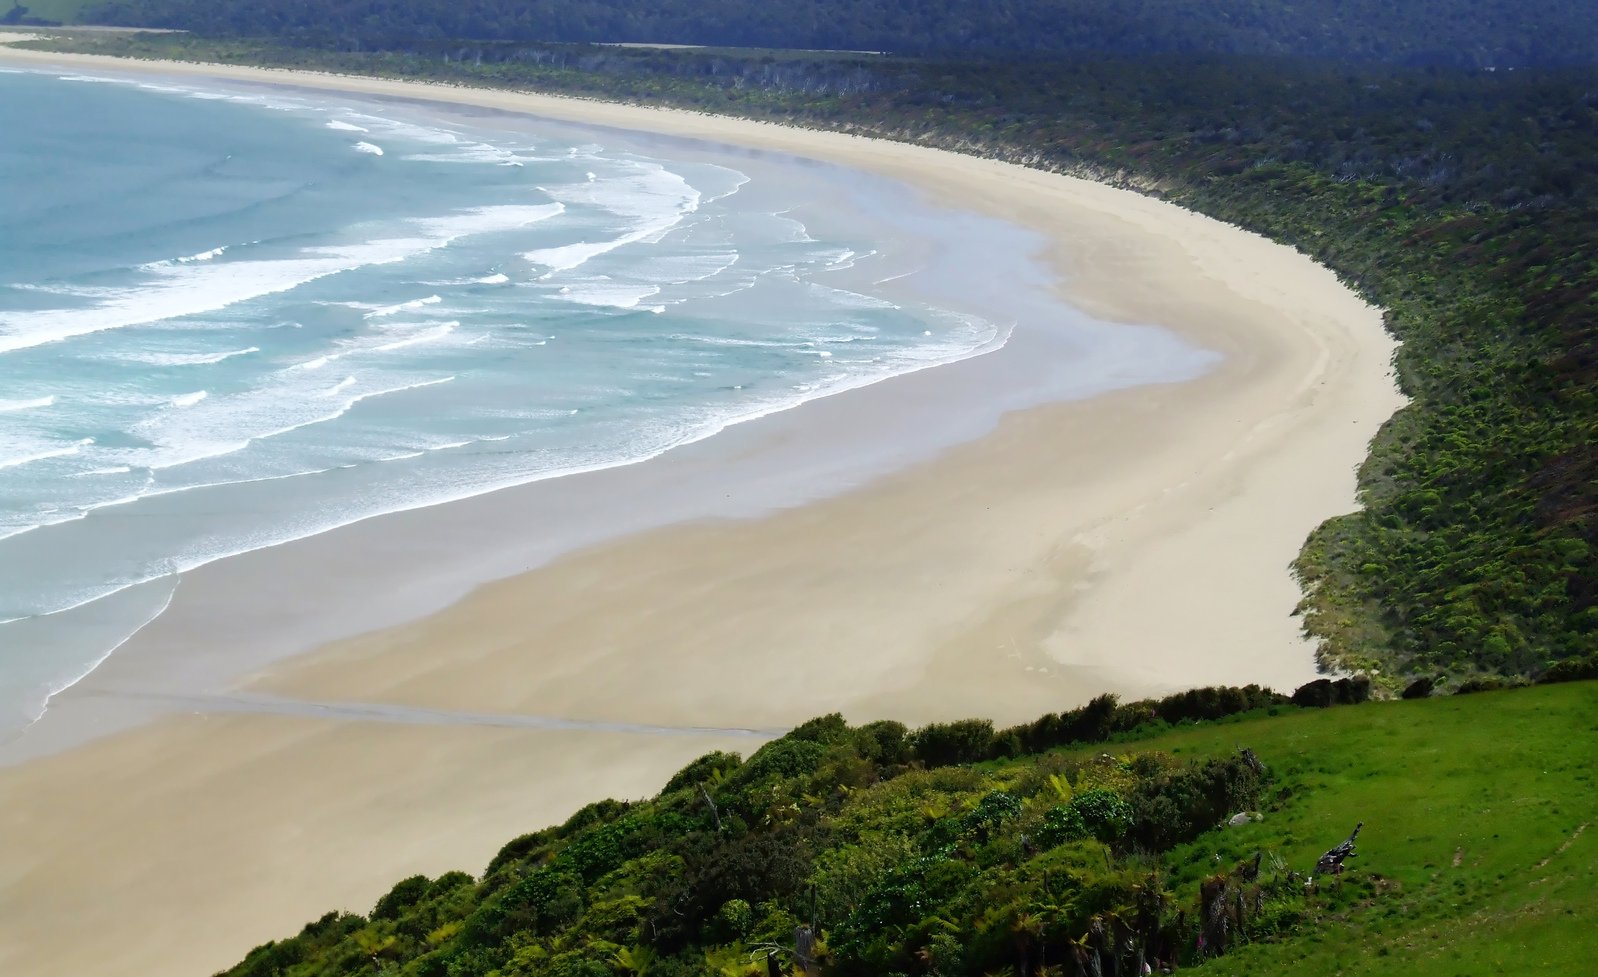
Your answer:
(73, 0), (1598, 67)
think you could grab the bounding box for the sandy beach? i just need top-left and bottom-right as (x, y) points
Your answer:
(0, 44), (1404, 977)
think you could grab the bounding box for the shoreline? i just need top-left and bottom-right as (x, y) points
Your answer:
(0, 46), (1404, 977)
(0, 55), (1212, 752)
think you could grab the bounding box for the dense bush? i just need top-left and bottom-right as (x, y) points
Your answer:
(79, 0), (1598, 67)
(211, 697), (1300, 977)
(1127, 756), (1266, 851)
(1290, 677), (1374, 708)
(1540, 652), (1598, 684)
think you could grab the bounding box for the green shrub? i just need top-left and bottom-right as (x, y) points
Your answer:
(909, 718), (995, 766)
(712, 898), (753, 940)
(854, 720), (912, 766)
(1539, 653), (1598, 683)
(661, 751), (743, 795)
(1036, 788), (1133, 847)
(1453, 674), (1528, 694)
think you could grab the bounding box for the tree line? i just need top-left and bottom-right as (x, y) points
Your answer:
(78, 0), (1598, 67)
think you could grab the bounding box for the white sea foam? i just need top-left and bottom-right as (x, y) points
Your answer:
(873, 268), (921, 285)
(354, 141), (385, 156)
(403, 143), (549, 166)
(0, 438), (94, 472)
(639, 250), (741, 285)
(139, 463), (343, 503)
(27, 580), (179, 733)
(346, 375), (455, 405)
(808, 282), (900, 310)
(295, 321), (459, 371)
(0, 509), (88, 545)
(0, 248), (415, 354)
(371, 321), (458, 354)
(671, 334), (814, 349)
(326, 120), (368, 132)
(56, 74), (135, 85)
(169, 390), (209, 408)
(412, 203), (564, 242)
(129, 372), (456, 471)
(0, 396), (54, 412)
(78, 475), (156, 513)
(553, 281), (662, 310)
(0, 202), (564, 356)
(366, 295), (442, 318)
(11, 282), (130, 298)
(420, 271), (512, 287)
(343, 114), (463, 146)
(141, 245), (229, 270)
(523, 162), (701, 275)
(118, 346), (260, 367)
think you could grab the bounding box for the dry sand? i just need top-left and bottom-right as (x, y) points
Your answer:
(0, 46), (1405, 977)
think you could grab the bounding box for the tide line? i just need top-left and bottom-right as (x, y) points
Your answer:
(76, 689), (783, 738)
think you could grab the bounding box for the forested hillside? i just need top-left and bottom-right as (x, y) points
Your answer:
(73, 0), (1598, 67)
(212, 680), (1598, 976)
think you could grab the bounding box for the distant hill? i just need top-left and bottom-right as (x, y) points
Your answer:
(78, 0), (1598, 67)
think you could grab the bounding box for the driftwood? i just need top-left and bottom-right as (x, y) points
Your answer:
(699, 785), (722, 832)
(794, 926), (819, 977)
(1315, 822), (1363, 876)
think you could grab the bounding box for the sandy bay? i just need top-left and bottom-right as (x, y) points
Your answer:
(0, 44), (1404, 977)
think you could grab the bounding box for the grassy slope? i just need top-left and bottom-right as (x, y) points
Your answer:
(1151, 684), (1598, 974)
(217, 683), (1597, 974)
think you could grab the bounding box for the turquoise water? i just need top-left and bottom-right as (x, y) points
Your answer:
(0, 68), (1211, 740)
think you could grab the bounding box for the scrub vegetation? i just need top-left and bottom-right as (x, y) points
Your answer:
(213, 680), (1597, 976)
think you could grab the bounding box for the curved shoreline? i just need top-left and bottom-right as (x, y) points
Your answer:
(0, 46), (1404, 977)
(0, 59), (1211, 745)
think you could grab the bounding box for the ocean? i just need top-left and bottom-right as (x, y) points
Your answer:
(0, 67), (1214, 743)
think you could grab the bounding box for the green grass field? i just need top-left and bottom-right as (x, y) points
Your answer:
(1116, 684), (1598, 975)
